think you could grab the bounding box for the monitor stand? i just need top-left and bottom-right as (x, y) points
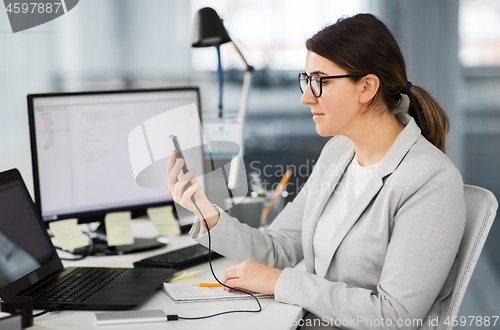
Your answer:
(73, 222), (166, 256)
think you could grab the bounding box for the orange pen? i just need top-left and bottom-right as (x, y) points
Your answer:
(260, 168), (293, 223)
(193, 283), (223, 287)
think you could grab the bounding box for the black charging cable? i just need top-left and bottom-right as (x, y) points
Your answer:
(33, 304), (61, 318)
(167, 196), (262, 321)
(56, 247), (90, 261)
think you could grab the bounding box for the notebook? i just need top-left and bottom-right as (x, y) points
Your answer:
(163, 283), (274, 303)
(0, 168), (177, 311)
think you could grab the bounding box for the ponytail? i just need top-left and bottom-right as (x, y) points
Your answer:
(406, 85), (449, 152)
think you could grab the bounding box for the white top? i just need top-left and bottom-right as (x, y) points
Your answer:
(313, 155), (379, 276)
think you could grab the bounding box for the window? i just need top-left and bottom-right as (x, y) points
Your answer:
(459, 0), (500, 67)
(190, 0), (369, 71)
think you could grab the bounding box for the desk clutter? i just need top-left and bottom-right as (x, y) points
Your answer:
(49, 206), (180, 254)
(0, 169), (176, 316)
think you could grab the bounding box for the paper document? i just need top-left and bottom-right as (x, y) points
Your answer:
(49, 218), (89, 250)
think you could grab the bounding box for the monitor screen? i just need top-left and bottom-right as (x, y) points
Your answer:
(27, 87), (205, 228)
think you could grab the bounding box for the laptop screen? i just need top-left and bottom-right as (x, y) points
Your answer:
(0, 178), (55, 289)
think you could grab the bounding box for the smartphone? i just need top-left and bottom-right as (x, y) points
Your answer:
(170, 135), (194, 194)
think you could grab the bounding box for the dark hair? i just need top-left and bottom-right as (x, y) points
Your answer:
(306, 14), (449, 152)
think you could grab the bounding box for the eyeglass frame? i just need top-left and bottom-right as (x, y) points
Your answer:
(298, 72), (361, 98)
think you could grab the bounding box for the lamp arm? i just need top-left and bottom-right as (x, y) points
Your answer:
(231, 40), (254, 72)
(238, 69), (252, 124)
(229, 39), (253, 123)
(228, 37), (253, 189)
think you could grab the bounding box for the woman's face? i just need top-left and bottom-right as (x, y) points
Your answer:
(301, 51), (363, 137)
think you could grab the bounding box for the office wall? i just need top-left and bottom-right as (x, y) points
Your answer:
(0, 0), (194, 195)
(0, 12), (55, 192)
(374, 0), (463, 170)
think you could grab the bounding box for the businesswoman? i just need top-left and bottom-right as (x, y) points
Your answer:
(168, 14), (465, 330)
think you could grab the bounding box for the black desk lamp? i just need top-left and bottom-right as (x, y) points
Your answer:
(192, 7), (254, 120)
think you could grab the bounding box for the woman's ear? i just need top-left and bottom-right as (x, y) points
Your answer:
(359, 74), (380, 104)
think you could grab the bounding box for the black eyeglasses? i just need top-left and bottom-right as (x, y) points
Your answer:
(298, 72), (360, 98)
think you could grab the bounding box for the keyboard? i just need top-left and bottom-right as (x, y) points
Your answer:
(30, 267), (126, 303)
(133, 244), (222, 270)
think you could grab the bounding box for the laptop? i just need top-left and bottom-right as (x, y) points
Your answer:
(0, 168), (177, 310)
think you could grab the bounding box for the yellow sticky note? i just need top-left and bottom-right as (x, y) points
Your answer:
(104, 211), (134, 246)
(147, 205), (180, 236)
(49, 219), (89, 251)
(169, 270), (204, 283)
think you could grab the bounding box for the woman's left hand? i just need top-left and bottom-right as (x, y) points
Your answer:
(222, 259), (282, 295)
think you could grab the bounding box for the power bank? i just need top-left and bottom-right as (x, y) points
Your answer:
(94, 309), (167, 326)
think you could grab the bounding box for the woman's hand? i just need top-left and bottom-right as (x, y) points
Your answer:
(222, 259), (282, 295)
(167, 150), (219, 228)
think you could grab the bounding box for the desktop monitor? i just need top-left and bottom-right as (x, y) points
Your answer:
(27, 87), (206, 253)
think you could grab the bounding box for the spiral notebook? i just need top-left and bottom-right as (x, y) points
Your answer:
(163, 283), (274, 303)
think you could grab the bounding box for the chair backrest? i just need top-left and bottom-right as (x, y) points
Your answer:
(442, 185), (498, 330)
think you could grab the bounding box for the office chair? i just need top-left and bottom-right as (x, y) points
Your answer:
(442, 185), (498, 330)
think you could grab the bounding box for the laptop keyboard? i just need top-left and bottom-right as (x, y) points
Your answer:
(133, 244), (221, 270)
(31, 267), (127, 303)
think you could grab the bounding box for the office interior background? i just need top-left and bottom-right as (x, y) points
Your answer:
(1, 0), (499, 323)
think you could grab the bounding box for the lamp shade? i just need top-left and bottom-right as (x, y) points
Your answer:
(192, 7), (231, 47)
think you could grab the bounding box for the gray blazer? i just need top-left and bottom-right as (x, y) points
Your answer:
(192, 117), (466, 330)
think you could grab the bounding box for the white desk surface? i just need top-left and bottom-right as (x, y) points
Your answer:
(32, 220), (304, 330)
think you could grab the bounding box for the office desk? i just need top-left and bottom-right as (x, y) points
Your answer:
(32, 220), (304, 330)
